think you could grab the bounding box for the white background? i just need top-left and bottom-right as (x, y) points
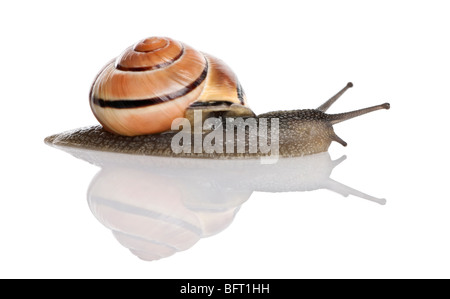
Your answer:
(1, 0), (449, 278)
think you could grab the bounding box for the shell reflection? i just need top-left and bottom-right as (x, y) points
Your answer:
(87, 166), (245, 261)
(52, 146), (385, 261)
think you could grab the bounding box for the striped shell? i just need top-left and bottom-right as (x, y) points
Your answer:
(90, 37), (248, 136)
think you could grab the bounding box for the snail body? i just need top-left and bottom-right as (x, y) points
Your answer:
(45, 37), (390, 158)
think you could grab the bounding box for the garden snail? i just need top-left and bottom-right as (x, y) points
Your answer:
(45, 36), (390, 158)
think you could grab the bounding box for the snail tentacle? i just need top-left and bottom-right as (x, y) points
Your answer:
(329, 131), (347, 147)
(317, 82), (353, 112)
(326, 103), (390, 125)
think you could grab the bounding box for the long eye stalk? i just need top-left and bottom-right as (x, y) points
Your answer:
(317, 82), (354, 112)
(327, 103), (390, 125)
(317, 82), (390, 124)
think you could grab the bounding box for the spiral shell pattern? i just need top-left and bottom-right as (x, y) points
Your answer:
(90, 37), (247, 136)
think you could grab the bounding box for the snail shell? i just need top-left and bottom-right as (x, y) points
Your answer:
(90, 36), (250, 136)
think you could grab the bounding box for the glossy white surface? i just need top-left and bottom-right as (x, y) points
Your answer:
(57, 149), (385, 261)
(1, 0), (450, 278)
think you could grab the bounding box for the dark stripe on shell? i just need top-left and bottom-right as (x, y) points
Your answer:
(237, 82), (245, 105)
(188, 101), (235, 108)
(92, 59), (209, 109)
(115, 46), (185, 72)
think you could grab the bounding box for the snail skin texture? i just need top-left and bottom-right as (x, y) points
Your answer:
(45, 36), (390, 158)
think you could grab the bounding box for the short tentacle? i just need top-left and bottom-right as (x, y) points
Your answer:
(329, 131), (347, 147)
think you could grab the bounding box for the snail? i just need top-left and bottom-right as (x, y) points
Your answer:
(45, 36), (390, 158)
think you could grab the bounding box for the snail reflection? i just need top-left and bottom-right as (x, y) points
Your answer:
(59, 147), (385, 261)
